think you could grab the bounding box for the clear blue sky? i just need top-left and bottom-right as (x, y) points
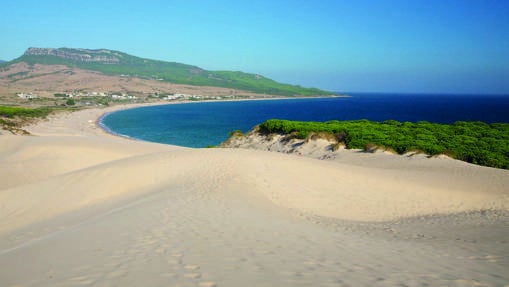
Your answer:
(1, 0), (508, 94)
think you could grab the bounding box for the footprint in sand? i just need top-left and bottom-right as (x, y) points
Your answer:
(169, 260), (183, 266)
(67, 276), (96, 285)
(184, 264), (200, 271)
(184, 272), (201, 279)
(105, 269), (128, 280)
(167, 253), (184, 265)
(160, 272), (177, 278)
(483, 255), (499, 262)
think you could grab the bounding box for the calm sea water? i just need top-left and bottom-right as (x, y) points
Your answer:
(100, 93), (509, 148)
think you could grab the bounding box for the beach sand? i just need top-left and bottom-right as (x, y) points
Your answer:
(0, 104), (508, 286)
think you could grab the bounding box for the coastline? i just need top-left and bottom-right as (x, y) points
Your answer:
(96, 95), (344, 145)
(1, 102), (508, 286)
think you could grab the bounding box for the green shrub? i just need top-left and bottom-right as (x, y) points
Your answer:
(228, 130), (244, 137)
(295, 130), (309, 139)
(258, 119), (509, 169)
(0, 106), (52, 118)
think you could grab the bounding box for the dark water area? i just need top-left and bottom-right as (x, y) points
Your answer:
(100, 93), (509, 148)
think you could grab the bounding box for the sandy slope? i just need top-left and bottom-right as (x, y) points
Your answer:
(0, 105), (508, 287)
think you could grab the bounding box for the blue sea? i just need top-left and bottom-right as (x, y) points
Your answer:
(100, 93), (509, 148)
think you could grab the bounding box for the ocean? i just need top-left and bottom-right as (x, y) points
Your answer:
(100, 93), (509, 148)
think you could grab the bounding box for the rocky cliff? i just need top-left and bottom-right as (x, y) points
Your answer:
(24, 47), (120, 64)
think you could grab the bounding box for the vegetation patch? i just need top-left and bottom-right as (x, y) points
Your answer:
(259, 119), (509, 169)
(7, 71), (29, 79)
(307, 131), (338, 142)
(228, 130), (244, 137)
(0, 106), (52, 118)
(0, 105), (55, 134)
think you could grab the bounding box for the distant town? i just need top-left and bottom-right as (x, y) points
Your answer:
(15, 90), (252, 106)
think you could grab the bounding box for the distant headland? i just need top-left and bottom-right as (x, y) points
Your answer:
(0, 47), (332, 99)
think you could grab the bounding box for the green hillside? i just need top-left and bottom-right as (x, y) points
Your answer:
(5, 48), (330, 96)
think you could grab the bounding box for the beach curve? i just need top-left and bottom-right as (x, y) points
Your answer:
(1, 104), (508, 286)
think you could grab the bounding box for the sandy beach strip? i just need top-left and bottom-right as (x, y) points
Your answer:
(0, 104), (508, 287)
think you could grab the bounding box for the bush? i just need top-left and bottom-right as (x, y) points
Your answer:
(0, 106), (52, 118)
(258, 119), (509, 169)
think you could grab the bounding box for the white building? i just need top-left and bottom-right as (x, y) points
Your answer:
(17, 93), (38, 99)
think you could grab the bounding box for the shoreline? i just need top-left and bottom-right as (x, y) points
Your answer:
(1, 99), (508, 286)
(94, 94), (344, 145)
(96, 99), (508, 172)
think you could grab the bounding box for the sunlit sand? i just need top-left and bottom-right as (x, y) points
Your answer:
(1, 105), (508, 286)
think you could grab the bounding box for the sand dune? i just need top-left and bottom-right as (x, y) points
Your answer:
(1, 105), (508, 286)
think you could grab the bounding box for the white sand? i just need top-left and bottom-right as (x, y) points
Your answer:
(1, 104), (508, 287)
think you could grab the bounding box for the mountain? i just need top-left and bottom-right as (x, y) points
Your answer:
(0, 60), (5, 63)
(3, 47), (330, 96)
